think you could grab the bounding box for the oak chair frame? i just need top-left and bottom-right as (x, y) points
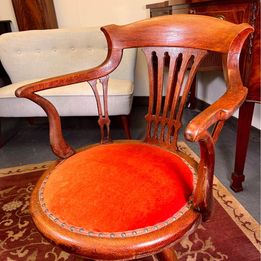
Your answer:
(16, 15), (253, 260)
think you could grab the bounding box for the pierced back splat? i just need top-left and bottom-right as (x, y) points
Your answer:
(143, 47), (208, 149)
(88, 75), (111, 143)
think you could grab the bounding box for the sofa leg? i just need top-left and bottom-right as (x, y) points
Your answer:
(120, 115), (131, 139)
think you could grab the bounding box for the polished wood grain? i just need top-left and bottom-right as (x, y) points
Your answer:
(88, 76), (111, 143)
(16, 15), (252, 260)
(142, 47), (208, 149)
(147, 0), (260, 192)
(12, 0), (58, 31)
(231, 102), (255, 192)
(29, 148), (201, 260)
(232, 2), (260, 191)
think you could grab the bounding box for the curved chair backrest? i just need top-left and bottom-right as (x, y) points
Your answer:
(102, 15), (250, 53)
(99, 15), (253, 149)
(16, 15), (253, 157)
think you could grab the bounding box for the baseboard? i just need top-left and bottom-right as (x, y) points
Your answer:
(133, 96), (149, 107)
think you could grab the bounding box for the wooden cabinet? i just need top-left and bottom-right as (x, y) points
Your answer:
(12, 0), (58, 31)
(146, 0), (260, 192)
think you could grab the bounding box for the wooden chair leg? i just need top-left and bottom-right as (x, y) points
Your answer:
(154, 248), (178, 261)
(120, 114), (132, 139)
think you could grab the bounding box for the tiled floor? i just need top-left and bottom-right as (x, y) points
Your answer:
(0, 105), (260, 222)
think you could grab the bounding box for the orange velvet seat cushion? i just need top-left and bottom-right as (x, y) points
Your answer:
(42, 143), (194, 233)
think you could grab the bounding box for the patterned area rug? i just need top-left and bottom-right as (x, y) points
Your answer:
(0, 143), (260, 261)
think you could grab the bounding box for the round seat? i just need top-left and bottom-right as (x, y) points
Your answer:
(38, 142), (196, 238)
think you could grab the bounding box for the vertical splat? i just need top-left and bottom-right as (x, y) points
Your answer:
(88, 75), (111, 143)
(143, 47), (208, 149)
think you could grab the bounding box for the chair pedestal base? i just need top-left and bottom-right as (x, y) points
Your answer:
(74, 248), (178, 261)
(154, 248), (178, 261)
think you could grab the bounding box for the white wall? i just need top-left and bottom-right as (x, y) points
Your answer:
(0, 0), (153, 30)
(0, 0), (18, 31)
(197, 71), (260, 129)
(0, 0), (260, 128)
(54, 0), (152, 27)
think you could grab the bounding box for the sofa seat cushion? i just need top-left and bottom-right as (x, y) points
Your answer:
(0, 78), (134, 117)
(41, 143), (195, 234)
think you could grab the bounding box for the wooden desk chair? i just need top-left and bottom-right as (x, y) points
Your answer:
(16, 15), (252, 260)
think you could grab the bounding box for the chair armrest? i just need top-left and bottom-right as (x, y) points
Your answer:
(15, 49), (122, 97)
(185, 86), (247, 142)
(185, 83), (247, 220)
(15, 50), (123, 159)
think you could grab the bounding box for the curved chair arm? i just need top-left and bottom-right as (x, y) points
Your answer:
(185, 25), (252, 143)
(190, 130), (215, 221)
(185, 62), (247, 220)
(15, 49), (122, 96)
(184, 85), (247, 142)
(183, 26), (252, 218)
(15, 49), (123, 159)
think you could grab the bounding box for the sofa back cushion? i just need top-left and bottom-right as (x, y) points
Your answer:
(0, 27), (136, 83)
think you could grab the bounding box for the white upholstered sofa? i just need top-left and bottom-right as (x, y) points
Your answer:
(0, 27), (136, 142)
